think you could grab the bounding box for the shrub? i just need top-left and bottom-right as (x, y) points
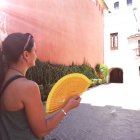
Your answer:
(26, 59), (98, 101)
(95, 64), (109, 83)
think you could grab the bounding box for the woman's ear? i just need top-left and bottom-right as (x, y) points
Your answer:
(22, 50), (29, 62)
(23, 50), (29, 58)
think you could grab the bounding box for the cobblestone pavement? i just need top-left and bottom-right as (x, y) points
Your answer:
(44, 80), (140, 140)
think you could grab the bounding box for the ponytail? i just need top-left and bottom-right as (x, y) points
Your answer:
(0, 47), (6, 89)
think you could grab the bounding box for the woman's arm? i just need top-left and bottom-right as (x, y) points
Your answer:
(22, 81), (81, 138)
(46, 96), (81, 133)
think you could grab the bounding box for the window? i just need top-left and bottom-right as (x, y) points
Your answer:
(138, 40), (140, 47)
(114, 1), (119, 9)
(127, 0), (132, 6)
(135, 40), (140, 56)
(134, 40), (140, 56)
(110, 33), (118, 50)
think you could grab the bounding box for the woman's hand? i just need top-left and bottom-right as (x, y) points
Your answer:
(63, 96), (81, 113)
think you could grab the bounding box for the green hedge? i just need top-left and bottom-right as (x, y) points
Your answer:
(26, 59), (108, 101)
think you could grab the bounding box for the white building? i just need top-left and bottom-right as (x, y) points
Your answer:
(104, 0), (140, 83)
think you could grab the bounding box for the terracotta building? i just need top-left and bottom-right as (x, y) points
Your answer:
(1, 0), (107, 67)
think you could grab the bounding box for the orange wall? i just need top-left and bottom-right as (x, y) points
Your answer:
(3, 0), (104, 67)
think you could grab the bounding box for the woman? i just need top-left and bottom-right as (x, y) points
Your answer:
(0, 33), (81, 140)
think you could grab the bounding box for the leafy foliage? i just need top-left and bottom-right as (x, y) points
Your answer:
(95, 64), (109, 83)
(26, 59), (108, 101)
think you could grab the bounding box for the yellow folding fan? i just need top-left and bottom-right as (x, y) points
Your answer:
(46, 73), (92, 114)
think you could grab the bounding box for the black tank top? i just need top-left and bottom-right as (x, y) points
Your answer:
(0, 75), (41, 140)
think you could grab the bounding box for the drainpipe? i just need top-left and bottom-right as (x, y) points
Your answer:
(133, 7), (140, 32)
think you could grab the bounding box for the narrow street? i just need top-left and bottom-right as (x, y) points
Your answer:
(45, 80), (140, 140)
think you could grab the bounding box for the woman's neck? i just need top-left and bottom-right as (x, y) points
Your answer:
(8, 65), (27, 76)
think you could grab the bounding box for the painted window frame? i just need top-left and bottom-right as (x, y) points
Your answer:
(110, 33), (118, 50)
(114, 1), (119, 9)
(127, 0), (132, 6)
(138, 40), (140, 47)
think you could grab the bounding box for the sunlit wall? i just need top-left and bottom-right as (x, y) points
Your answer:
(1, 0), (104, 67)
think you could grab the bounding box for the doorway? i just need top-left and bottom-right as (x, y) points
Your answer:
(109, 68), (123, 83)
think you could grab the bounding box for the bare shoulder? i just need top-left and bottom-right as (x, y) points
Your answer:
(21, 78), (39, 93)
(14, 78), (40, 98)
(14, 77), (38, 89)
(21, 78), (38, 88)
(18, 79), (43, 112)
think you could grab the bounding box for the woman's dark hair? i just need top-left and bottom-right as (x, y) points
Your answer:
(0, 32), (34, 89)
